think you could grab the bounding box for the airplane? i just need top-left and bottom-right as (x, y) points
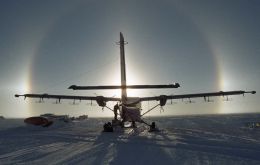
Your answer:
(15, 32), (256, 132)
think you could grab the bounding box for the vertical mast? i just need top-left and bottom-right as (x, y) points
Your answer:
(120, 32), (127, 103)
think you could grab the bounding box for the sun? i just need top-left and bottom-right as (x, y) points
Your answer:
(102, 56), (145, 98)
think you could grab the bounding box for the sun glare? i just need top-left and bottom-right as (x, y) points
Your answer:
(18, 81), (30, 94)
(11, 80), (31, 118)
(102, 55), (145, 98)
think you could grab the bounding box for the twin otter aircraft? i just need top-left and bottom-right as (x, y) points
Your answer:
(15, 33), (255, 131)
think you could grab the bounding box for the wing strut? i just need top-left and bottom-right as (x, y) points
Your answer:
(141, 104), (160, 117)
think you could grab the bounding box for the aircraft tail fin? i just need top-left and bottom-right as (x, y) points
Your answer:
(120, 32), (127, 103)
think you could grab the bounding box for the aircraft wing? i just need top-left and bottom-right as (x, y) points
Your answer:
(15, 94), (121, 106)
(139, 90), (256, 105)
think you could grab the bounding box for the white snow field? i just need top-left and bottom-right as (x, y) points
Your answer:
(0, 113), (260, 165)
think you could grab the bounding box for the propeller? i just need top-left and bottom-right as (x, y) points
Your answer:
(160, 106), (164, 113)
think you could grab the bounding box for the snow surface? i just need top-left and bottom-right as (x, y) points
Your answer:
(0, 114), (260, 165)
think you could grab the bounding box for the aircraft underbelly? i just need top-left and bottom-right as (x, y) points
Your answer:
(121, 106), (142, 122)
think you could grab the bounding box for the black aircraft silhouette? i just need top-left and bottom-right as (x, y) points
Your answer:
(15, 33), (256, 131)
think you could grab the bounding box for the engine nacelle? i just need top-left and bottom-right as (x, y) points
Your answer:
(159, 95), (167, 106)
(96, 96), (106, 107)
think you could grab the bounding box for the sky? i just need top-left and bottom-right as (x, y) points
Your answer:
(0, 0), (259, 118)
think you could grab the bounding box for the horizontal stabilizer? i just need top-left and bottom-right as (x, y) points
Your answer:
(68, 83), (180, 90)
